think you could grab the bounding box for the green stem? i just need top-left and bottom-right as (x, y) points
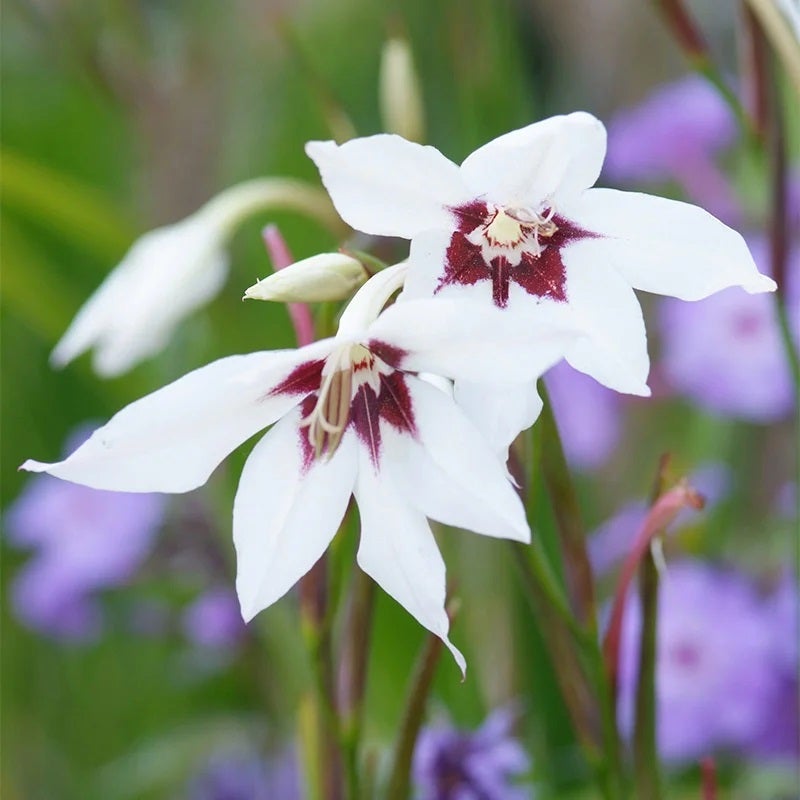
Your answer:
(510, 541), (603, 763)
(299, 557), (343, 800)
(512, 403), (626, 799)
(538, 385), (597, 629)
(385, 601), (456, 800)
(341, 570), (376, 800)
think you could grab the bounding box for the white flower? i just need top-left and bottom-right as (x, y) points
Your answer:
(305, 114), (776, 449)
(52, 179), (342, 378)
(24, 267), (577, 672)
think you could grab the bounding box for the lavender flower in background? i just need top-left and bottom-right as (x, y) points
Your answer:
(4, 428), (165, 640)
(588, 463), (731, 575)
(185, 748), (302, 800)
(182, 588), (247, 650)
(544, 360), (622, 471)
(659, 238), (799, 423)
(605, 76), (740, 224)
(617, 561), (781, 764)
(746, 571), (800, 763)
(412, 708), (532, 800)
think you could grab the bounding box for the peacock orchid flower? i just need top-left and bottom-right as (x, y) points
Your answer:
(306, 114), (776, 450)
(23, 265), (578, 672)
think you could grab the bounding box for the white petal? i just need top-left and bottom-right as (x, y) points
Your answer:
(400, 228), (456, 302)
(355, 453), (466, 675)
(566, 188), (777, 299)
(51, 215), (230, 378)
(454, 379), (543, 459)
(368, 297), (577, 384)
(305, 136), (470, 239)
(22, 342), (335, 492)
(560, 246), (651, 395)
(234, 414), (357, 620)
(382, 376), (530, 542)
(460, 113), (606, 209)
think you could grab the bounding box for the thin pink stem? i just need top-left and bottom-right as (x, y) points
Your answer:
(700, 756), (718, 800)
(602, 482), (705, 688)
(262, 224), (316, 346)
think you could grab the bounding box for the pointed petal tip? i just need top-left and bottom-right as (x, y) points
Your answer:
(19, 459), (50, 473)
(445, 638), (467, 680)
(304, 139), (337, 161)
(747, 274), (778, 294)
(49, 347), (71, 370)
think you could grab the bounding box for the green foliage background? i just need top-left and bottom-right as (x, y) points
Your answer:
(1, 1), (796, 798)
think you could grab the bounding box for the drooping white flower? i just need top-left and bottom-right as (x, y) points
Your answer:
(24, 266), (578, 672)
(52, 179), (342, 378)
(306, 114), (776, 449)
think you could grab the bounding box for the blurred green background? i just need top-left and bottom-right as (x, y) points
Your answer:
(2, 1), (796, 798)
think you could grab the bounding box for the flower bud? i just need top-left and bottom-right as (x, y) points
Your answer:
(379, 37), (425, 143)
(243, 253), (368, 303)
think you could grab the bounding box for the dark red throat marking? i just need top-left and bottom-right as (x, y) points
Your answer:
(438, 201), (600, 308)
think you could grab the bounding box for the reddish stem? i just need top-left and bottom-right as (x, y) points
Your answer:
(262, 224), (316, 346)
(602, 482), (705, 689)
(657, 0), (709, 59)
(700, 756), (718, 800)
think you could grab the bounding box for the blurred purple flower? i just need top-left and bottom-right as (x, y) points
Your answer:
(186, 749), (302, 800)
(659, 238), (799, 423)
(605, 76), (740, 223)
(746, 571), (799, 763)
(544, 361), (622, 471)
(182, 588), (247, 650)
(4, 428), (165, 640)
(617, 561), (779, 763)
(588, 463), (731, 575)
(412, 708), (531, 800)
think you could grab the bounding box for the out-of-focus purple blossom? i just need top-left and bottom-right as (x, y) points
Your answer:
(182, 588), (247, 650)
(544, 361), (623, 471)
(617, 561), (779, 763)
(412, 708), (531, 800)
(588, 463), (731, 575)
(185, 749), (302, 800)
(605, 76), (740, 223)
(659, 238), (799, 423)
(746, 571), (799, 762)
(4, 428), (165, 641)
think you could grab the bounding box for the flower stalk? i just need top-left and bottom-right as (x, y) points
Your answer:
(385, 598), (460, 800)
(632, 455), (671, 800)
(299, 557), (343, 800)
(655, 0), (757, 139)
(538, 385), (597, 629)
(340, 568), (377, 800)
(510, 420), (626, 800)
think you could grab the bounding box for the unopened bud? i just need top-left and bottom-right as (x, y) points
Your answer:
(379, 37), (425, 143)
(243, 253), (367, 303)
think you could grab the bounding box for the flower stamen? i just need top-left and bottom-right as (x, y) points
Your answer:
(300, 347), (355, 459)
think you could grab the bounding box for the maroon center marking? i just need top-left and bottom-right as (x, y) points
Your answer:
(297, 394), (318, 472)
(438, 201), (599, 308)
(365, 340), (408, 369)
(350, 371), (416, 468)
(269, 359), (325, 398)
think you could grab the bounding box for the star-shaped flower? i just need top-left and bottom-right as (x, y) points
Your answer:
(306, 113), (775, 406)
(23, 267), (575, 671)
